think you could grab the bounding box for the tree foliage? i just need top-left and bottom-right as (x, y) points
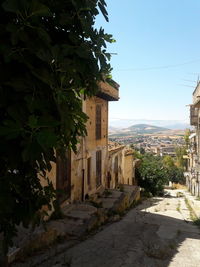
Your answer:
(0, 0), (113, 254)
(136, 154), (168, 196)
(163, 155), (185, 184)
(184, 128), (190, 148)
(136, 153), (185, 196)
(175, 146), (187, 169)
(163, 155), (175, 169)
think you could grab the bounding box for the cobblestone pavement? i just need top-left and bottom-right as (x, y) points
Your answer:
(15, 190), (200, 267)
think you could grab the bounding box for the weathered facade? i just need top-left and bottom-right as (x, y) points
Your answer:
(187, 82), (200, 196)
(41, 81), (120, 204)
(123, 149), (136, 185)
(107, 144), (138, 189)
(107, 144), (125, 188)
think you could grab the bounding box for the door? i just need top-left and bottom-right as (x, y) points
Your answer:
(56, 150), (71, 203)
(114, 156), (118, 187)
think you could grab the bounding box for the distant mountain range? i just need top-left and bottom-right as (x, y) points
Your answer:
(126, 124), (168, 133)
(109, 124), (170, 136)
(109, 119), (191, 130)
(109, 124), (184, 137)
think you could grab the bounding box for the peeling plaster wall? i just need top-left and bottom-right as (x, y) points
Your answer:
(187, 106), (200, 196)
(108, 148), (137, 188)
(40, 95), (111, 203)
(123, 154), (134, 185)
(108, 148), (124, 188)
(70, 96), (109, 201)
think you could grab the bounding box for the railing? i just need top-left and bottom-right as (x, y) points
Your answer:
(195, 164), (200, 173)
(189, 142), (197, 153)
(190, 105), (198, 126)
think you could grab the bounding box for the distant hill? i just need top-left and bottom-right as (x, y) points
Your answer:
(125, 124), (169, 134)
(109, 119), (191, 130)
(109, 124), (169, 137)
(164, 123), (191, 130)
(108, 126), (121, 134)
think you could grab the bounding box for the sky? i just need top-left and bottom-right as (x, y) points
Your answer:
(96, 0), (200, 123)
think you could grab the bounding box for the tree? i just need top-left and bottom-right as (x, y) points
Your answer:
(0, 0), (113, 257)
(136, 152), (185, 198)
(175, 146), (187, 169)
(184, 128), (190, 148)
(163, 155), (175, 169)
(136, 154), (168, 196)
(139, 147), (145, 154)
(162, 156), (185, 184)
(165, 166), (185, 184)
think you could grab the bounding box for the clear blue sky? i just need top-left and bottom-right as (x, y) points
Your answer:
(96, 0), (200, 122)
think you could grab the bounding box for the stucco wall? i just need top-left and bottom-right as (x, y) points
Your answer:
(85, 96), (108, 150)
(70, 96), (109, 201)
(108, 147), (137, 188)
(123, 153), (134, 185)
(108, 147), (124, 188)
(40, 94), (111, 203)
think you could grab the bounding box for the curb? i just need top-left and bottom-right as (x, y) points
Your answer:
(183, 192), (200, 219)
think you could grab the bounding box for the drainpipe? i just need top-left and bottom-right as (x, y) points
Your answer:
(81, 136), (85, 202)
(81, 99), (86, 202)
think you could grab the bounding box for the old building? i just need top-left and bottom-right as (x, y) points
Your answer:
(186, 133), (197, 194)
(41, 81), (120, 204)
(107, 143), (125, 188)
(159, 145), (176, 157)
(123, 148), (136, 185)
(187, 82), (200, 196)
(107, 143), (138, 189)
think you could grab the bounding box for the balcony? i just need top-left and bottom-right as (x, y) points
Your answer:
(97, 80), (119, 101)
(190, 105), (198, 126)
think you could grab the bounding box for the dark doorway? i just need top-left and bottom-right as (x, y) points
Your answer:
(114, 156), (118, 187)
(56, 150), (71, 203)
(96, 150), (102, 187)
(107, 171), (111, 188)
(82, 169), (85, 202)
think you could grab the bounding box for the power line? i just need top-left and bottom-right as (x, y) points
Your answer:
(177, 84), (195, 88)
(181, 79), (197, 83)
(114, 59), (200, 72)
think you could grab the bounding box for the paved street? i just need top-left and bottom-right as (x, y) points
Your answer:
(15, 190), (200, 267)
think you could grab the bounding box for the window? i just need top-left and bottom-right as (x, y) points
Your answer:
(87, 157), (91, 187)
(96, 150), (102, 187)
(96, 104), (101, 139)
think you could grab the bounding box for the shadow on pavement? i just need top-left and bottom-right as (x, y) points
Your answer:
(12, 196), (200, 267)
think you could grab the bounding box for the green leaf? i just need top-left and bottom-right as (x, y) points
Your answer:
(0, 0), (113, 254)
(28, 115), (38, 129)
(0, 120), (22, 139)
(30, 1), (51, 16)
(36, 130), (57, 149)
(2, 0), (27, 13)
(98, 2), (109, 22)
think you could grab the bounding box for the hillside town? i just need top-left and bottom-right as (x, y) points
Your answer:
(110, 133), (185, 157)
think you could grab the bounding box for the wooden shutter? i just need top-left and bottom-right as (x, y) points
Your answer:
(96, 105), (101, 139)
(56, 150), (71, 203)
(96, 150), (102, 187)
(87, 157), (91, 187)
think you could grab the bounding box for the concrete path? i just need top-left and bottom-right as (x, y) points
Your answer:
(14, 190), (200, 267)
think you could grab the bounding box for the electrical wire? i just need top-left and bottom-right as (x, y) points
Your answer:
(114, 59), (200, 72)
